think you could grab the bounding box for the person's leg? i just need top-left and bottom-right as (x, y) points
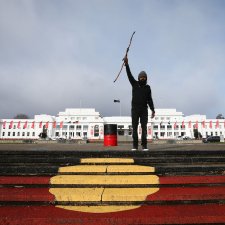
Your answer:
(140, 108), (148, 149)
(132, 108), (139, 149)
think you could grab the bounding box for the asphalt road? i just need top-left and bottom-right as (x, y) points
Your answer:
(0, 142), (225, 151)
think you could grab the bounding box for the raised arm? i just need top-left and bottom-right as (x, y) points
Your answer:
(123, 56), (136, 86)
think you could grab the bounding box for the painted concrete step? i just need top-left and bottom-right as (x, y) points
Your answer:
(1, 204), (225, 224)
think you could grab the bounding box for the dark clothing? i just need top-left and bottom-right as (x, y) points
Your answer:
(126, 65), (155, 111)
(132, 107), (148, 147)
(126, 64), (155, 148)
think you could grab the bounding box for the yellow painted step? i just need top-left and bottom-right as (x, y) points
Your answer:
(50, 175), (159, 185)
(102, 187), (159, 201)
(58, 165), (107, 173)
(49, 188), (103, 201)
(107, 165), (155, 173)
(81, 158), (134, 164)
(56, 205), (140, 213)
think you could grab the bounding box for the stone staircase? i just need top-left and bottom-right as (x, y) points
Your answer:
(0, 149), (225, 224)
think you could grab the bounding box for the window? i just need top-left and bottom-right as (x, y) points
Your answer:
(76, 125), (82, 130)
(32, 132), (35, 136)
(160, 132), (165, 137)
(13, 132), (15, 137)
(27, 132), (30, 137)
(69, 125), (75, 129)
(94, 125), (99, 137)
(118, 126), (124, 136)
(2, 132), (5, 136)
(118, 125), (124, 135)
(153, 125), (158, 129)
(8, 132), (11, 136)
(22, 132), (25, 136)
(55, 132), (59, 137)
(17, 132), (20, 136)
(83, 125), (88, 131)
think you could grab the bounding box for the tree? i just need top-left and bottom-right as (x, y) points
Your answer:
(13, 114), (30, 119)
(216, 114), (224, 119)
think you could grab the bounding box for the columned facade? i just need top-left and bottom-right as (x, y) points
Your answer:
(0, 108), (224, 140)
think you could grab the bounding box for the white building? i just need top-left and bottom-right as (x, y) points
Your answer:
(0, 108), (224, 140)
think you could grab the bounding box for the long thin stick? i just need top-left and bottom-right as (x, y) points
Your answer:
(114, 31), (135, 83)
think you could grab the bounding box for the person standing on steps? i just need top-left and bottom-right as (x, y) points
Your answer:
(123, 55), (155, 151)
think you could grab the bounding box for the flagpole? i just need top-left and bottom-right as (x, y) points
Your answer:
(120, 101), (121, 117)
(114, 99), (121, 117)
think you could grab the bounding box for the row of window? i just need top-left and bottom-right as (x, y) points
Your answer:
(154, 131), (224, 138)
(2, 132), (36, 137)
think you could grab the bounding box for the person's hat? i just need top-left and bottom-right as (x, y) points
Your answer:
(138, 71), (147, 80)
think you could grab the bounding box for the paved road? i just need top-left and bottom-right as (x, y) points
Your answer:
(0, 142), (225, 151)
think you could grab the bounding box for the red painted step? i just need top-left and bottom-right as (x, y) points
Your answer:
(159, 175), (225, 184)
(1, 175), (225, 185)
(1, 205), (225, 225)
(0, 188), (54, 201)
(0, 176), (51, 184)
(1, 186), (225, 201)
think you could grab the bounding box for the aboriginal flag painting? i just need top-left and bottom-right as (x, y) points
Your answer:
(1, 150), (225, 225)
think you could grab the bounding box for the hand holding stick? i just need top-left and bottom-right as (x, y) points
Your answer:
(114, 31), (135, 83)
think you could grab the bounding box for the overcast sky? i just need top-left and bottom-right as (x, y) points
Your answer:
(0, 0), (225, 119)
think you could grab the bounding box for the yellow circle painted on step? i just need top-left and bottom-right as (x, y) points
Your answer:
(49, 158), (159, 213)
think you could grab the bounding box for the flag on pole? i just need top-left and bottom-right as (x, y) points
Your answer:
(195, 121), (198, 129)
(9, 121), (13, 129)
(209, 121), (212, 129)
(17, 121), (21, 129)
(182, 121), (185, 128)
(202, 121), (205, 128)
(216, 120), (219, 128)
(53, 121), (56, 128)
(39, 122), (42, 128)
(3, 121), (6, 129)
(60, 121), (63, 128)
(174, 122), (177, 129)
(45, 122), (49, 129)
(23, 121), (28, 129)
(31, 121), (35, 129)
